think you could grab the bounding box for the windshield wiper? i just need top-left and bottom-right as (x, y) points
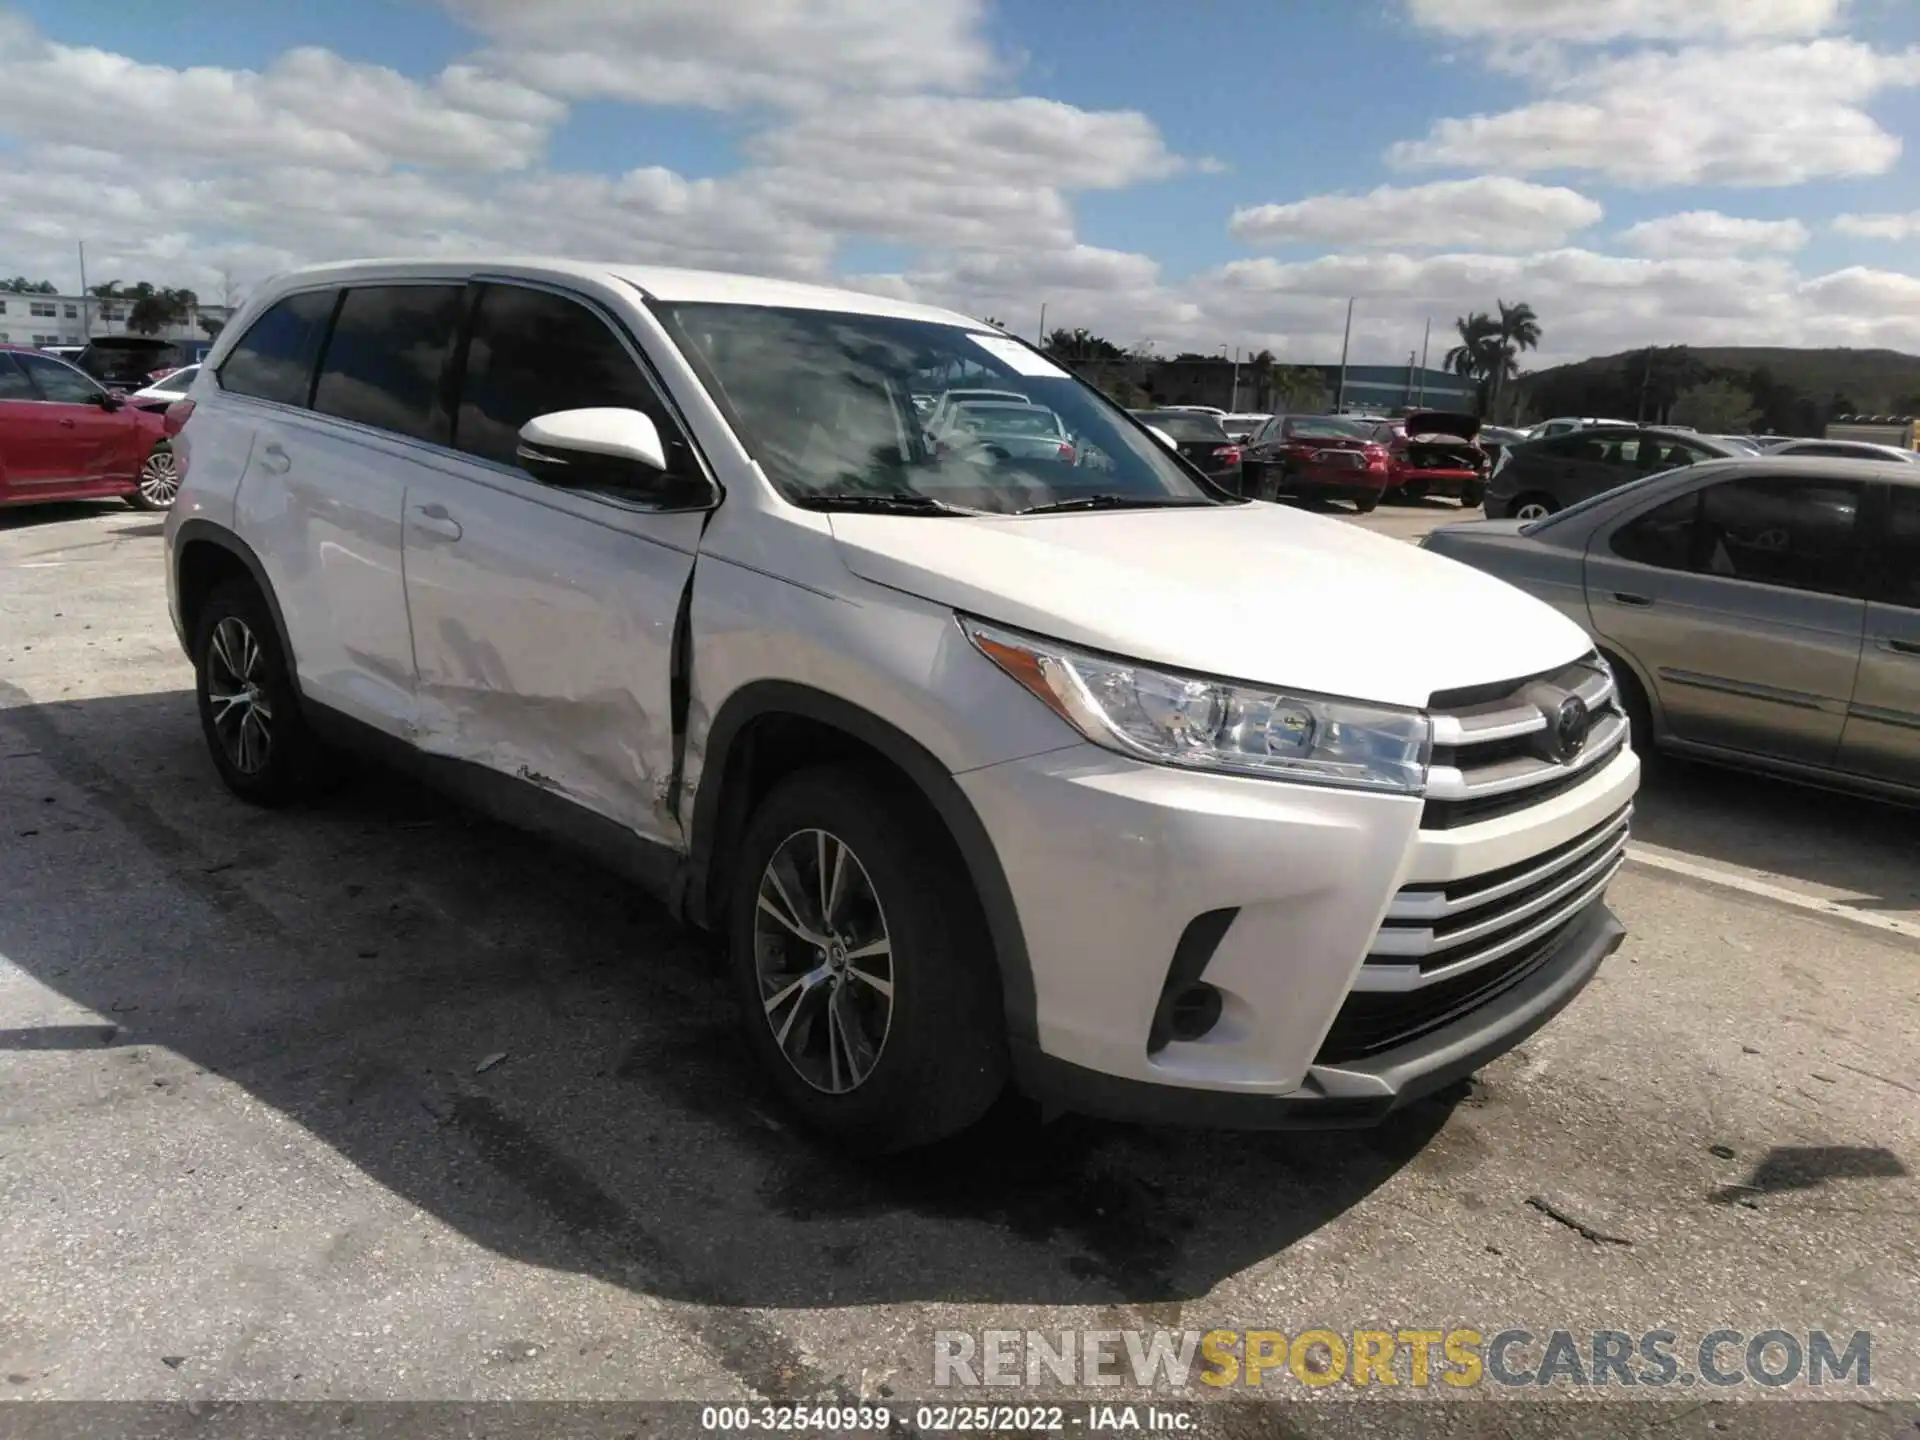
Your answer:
(796, 492), (991, 516)
(1015, 494), (1217, 515)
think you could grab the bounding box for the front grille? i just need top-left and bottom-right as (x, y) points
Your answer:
(1422, 656), (1627, 829)
(1361, 806), (1630, 988)
(1314, 903), (1592, 1064)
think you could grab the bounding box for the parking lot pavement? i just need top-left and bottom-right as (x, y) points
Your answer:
(2, 504), (1917, 1420)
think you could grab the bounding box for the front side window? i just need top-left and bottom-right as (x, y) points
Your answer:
(219, 290), (337, 407)
(312, 285), (462, 444)
(1695, 474), (1867, 596)
(652, 303), (1214, 513)
(16, 351), (103, 404)
(1610, 492), (1700, 570)
(454, 283), (684, 472)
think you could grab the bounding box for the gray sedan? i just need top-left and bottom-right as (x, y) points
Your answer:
(1422, 457), (1920, 803)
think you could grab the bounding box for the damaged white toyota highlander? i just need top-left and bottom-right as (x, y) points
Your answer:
(163, 260), (1639, 1151)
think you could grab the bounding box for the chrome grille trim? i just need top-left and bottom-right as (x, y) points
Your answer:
(1371, 829), (1631, 958)
(1430, 706), (1545, 747)
(1355, 858), (1624, 993)
(1426, 712), (1629, 801)
(1386, 806), (1634, 923)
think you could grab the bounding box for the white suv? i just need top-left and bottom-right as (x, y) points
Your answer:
(164, 260), (1639, 1151)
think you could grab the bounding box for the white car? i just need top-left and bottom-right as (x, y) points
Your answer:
(164, 258), (1637, 1151)
(1529, 416), (1633, 439)
(129, 363), (200, 410)
(1761, 437), (1918, 464)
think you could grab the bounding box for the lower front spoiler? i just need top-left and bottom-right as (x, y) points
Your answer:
(1015, 899), (1624, 1130)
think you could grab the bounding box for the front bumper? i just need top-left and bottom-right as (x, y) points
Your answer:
(1018, 898), (1622, 1128)
(958, 740), (1638, 1125)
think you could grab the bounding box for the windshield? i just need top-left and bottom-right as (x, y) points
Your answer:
(651, 303), (1221, 513)
(1287, 417), (1373, 439)
(955, 404), (1061, 436)
(1134, 412), (1227, 442)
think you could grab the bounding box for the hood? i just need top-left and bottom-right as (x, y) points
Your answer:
(1402, 411), (1481, 442)
(828, 503), (1592, 710)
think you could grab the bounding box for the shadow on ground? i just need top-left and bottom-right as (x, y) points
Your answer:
(0, 686), (1462, 1313)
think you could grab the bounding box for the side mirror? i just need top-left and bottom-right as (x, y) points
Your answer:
(518, 407), (668, 473)
(90, 390), (123, 411)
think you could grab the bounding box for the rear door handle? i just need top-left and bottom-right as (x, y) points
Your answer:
(1880, 637), (1920, 657)
(1612, 591), (1654, 607)
(256, 442), (291, 475)
(409, 503), (462, 542)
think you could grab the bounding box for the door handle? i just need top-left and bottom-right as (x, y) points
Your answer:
(1880, 637), (1920, 657)
(1612, 591), (1654, 607)
(409, 503), (462, 542)
(256, 442), (291, 475)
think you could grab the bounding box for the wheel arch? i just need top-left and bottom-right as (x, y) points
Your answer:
(683, 680), (1037, 1049)
(173, 520), (299, 687)
(1597, 642), (1662, 741)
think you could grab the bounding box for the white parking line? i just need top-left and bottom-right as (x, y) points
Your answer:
(1625, 844), (1920, 941)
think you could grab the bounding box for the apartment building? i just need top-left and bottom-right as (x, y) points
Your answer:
(0, 293), (233, 349)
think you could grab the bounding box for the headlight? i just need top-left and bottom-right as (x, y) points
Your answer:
(963, 619), (1432, 794)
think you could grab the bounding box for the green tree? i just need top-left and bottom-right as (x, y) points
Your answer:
(1670, 379), (1758, 433)
(1270, 364), (1328, 413)
(128, 284), (198, 336)
(1488, 299), (1542, 422)
(2, 276), (58, 294)
(1445, 312), (1500, 415)
(1626, 346), (1707, 424)
(1042, 327), (1124, 361)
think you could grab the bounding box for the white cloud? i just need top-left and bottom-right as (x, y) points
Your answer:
(1390, 38), (1920, 186)
(1833, 211), (1920, 239)
(1230, 178), (1601, 251)
(443, 0), (994, 110)
(1618, 211), (1810, 256)
(1406, 0), (1842, 42)
(0, 14), (562, 173)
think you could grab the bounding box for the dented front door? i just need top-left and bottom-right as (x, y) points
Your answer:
(400, 455), (702, 847)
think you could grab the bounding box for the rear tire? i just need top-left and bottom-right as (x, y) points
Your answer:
(1510, 493), (1558, 521)
(192, 580), (323, 806)
(727, 765), (1009, 1153)
(1353, 492), (1380, 514)
(1458, 482), (1484, 508)
(1607, 655), (1660, 772)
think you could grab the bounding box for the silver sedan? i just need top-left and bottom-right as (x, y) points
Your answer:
(1421, 456), (1920, 803)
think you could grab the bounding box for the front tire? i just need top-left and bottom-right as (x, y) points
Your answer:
(193, 580), (322, 806)
(1510, 493), (1558, 521)
(1458, 481), (1484, 508)
(727, 766), (1008, 1153)
(127, 443), (180, 511)
(1353, 492), (1380, 514)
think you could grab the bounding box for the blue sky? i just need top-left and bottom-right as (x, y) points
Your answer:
(3, 1), (1920, 364)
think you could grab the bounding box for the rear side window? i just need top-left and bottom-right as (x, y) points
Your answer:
(313, 285), (462, 444)
(0, 353), (32, 400)
(453, 283), (674, 470)
(1696, 474), (1867, 596)
(219, 290), (337, 407)
(1881, 487), (1920, 609)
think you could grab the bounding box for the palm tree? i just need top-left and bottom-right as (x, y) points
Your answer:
(1489, 299), (1542, 422)
(1445, 313), (1499, 415)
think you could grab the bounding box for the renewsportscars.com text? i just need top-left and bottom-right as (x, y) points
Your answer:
(933, 1328), (1872, 1390)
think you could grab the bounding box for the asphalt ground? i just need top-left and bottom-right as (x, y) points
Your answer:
(1, 498), (1915, 1438)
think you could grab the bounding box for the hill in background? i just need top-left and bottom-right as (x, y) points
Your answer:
(1518, 346), (1920, 435)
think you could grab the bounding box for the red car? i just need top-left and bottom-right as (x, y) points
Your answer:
(1371, 410), (1489, 508)
(1240, 414), (1392, 513)
(0, 344), (185, 511)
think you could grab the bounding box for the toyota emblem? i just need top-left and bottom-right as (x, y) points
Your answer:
(1551, 694), (1591, 763)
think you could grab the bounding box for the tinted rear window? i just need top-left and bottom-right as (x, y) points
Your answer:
(219, 290), (338, 407)
(82, 342), (183, 383)
(312, 285), (462, 443)
(1136, 412), (1228, 441)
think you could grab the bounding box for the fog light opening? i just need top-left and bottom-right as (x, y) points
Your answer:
(1166, 983), (1223, 1044)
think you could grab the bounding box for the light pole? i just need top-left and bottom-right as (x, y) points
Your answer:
(1335, 297), (1355, 413)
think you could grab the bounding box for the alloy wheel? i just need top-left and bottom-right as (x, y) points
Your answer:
(205, 616), (274, 775)
(1515, 501), (1553, 521)
(752, 828), (895, 1095)
(139, 448), (181, 507)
